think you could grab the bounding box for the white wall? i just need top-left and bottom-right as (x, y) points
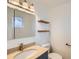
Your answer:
(31, 0), (49, 19)
(7, 37), (35, 49)
(49, 1), (71, 59)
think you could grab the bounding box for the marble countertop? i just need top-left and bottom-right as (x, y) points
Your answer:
(7, 45), (48, 59)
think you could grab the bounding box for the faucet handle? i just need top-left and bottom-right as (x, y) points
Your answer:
(19, 43), (24, 51)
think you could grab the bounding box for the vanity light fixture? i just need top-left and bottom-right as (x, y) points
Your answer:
(24, 0), (27, 2)
(28, 3), (34, 9)
(19, 0), (24, 5)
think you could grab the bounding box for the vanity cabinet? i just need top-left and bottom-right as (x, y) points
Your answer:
(37, 51), (48, 59)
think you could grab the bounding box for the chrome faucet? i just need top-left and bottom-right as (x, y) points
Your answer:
(19, 43), (24, 51)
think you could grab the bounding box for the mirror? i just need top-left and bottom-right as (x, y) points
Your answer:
(7, 7), (36, 40)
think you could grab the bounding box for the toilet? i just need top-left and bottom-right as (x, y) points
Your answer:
(41, 43), (62, 59)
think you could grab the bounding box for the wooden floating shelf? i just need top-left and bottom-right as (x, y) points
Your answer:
(38, 20), (50, 24)
(38, 30), (50, 32)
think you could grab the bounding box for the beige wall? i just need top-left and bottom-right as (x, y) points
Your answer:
(49, 1), (71, 59)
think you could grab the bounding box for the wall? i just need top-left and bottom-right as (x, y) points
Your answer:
(49, 1), (71, 59)
(31, 0), (49, 19)
(7, 37), (36, 49)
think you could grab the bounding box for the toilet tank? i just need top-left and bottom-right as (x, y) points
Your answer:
(41, 43), (51, 52)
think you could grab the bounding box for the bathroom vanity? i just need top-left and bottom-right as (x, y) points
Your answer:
(37, 51), (48, 59)
(7, 45), (48, 59)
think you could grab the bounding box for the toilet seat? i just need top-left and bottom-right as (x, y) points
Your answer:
(48, 53), (62, 59)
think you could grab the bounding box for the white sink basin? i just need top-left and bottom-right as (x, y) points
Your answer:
(14, 49), (36, 59)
